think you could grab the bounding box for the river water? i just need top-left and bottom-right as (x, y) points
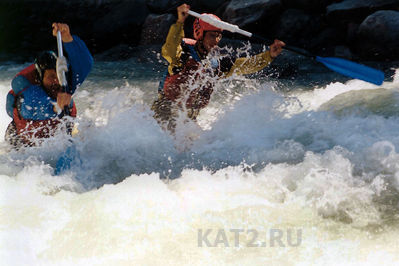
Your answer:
(1, 53), (399, 265)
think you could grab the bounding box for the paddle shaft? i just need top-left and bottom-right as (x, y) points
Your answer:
(249, 32), (384, 85)
(250, 34), (315, 58)
(56, 31), (67, 88)
(187, 11), (384, 85)
(188, 11), (314, 58)
(56, 31), (72, 119)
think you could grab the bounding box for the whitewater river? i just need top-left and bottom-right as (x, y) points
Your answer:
(1, 53), (399, 265)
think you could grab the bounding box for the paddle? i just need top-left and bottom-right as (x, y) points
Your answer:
(56, 31), (72, 135)
(55, 30), (78, 175)
(187, 11), (385, 86)
(56, 31), (68, 91)
(56, 31), (71, 118)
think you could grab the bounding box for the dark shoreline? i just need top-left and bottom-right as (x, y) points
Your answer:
(0, 0), (398, 63)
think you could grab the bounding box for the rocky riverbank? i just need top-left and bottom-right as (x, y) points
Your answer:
(0, 0), (398, 62)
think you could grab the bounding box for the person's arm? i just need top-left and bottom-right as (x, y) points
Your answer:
(18, 86), (58, 120)
(226, 50), (274, 77)
(6, 73), (34, 118)
(63, 35), (93, 94)
(6, 92), (15, 118)
(162, 3), (190, 75)
(52, 22), (93, 110)
(225, 39), (285, 77)
(162, 23), (185, 75)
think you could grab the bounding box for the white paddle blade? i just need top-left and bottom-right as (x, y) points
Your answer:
(187, 10), (252, 37)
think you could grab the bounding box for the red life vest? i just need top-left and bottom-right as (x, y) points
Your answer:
(10, 64), (76, 144)
(163, 39), (214, 110)
(17, 64), (41, 84)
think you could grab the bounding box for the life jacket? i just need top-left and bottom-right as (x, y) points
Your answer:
(162, 38), (214, 110)
(9, 64), (76, 144)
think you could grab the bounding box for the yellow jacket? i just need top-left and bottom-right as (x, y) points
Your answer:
(161, 22), (274, 77)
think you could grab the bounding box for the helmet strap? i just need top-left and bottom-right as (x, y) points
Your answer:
(196, 40), (208, 58)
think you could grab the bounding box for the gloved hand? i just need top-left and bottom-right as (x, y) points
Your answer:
(56, 56), (68, 87)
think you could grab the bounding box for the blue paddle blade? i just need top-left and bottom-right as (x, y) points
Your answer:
(316, 56), (384, 85)
(55, 144), (81, 175)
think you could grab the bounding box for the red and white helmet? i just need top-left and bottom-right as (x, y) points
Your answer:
(193, 13), (223, 40)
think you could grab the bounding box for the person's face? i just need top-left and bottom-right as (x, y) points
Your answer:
(42, 69), (60, 98)
(202, 31), (222, 52)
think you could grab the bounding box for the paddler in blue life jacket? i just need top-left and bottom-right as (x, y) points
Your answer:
(152, 3), (285, 132)
(5, 23), (93, 148)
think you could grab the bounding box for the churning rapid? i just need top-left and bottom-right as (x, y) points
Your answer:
(1, 54), (399, 265)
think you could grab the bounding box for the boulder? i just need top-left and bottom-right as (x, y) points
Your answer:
(194, 0), (230, 11)
(346, 22), (359, 43)
(146, 0), (171, 13)
(1, 0), (399, 62)
(274, 9), (313, 43)
(95, 44), (164, 62)
(0, 1), (103, 56)
(310, 27), (346, 53)
(356, 10), (399, 60)
(281, 0), (334, 11)
(334, 45), (353, 59)
(222, 0), (282, 28)
(92, 0), (149, 51)
(140, 14), (176, 45)
(146, 0), (224, 14)
(326, 0), (399, 24)
(146, 0), (184, 13)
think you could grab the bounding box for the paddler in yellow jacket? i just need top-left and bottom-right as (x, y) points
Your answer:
(152, 3), (285, 132)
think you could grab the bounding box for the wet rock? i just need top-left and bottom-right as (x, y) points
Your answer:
(95, 44), (164, 63)
(194, 0), (230, 11)
(140, 14), (176, 45)
(308, 27), (344, 53)
(274, 9), (313, 44)
(0, 0), (398, 62)
(146, 0), (171, 13)
(281, 0), (334, 11)
(95, 44), (136, 61)
(356, 10), (399, 60)
(92, 0), (149, 51)
(334, 45), (353, 59)
(0, 1), (101, 55)
(145, 0), (184, 13)
(346, 22), (359, 43)
(222, 0), (282, 28)
(326, 0), (399, 24)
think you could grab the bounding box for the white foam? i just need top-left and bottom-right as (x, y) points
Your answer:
(1, 62), (399, 265)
